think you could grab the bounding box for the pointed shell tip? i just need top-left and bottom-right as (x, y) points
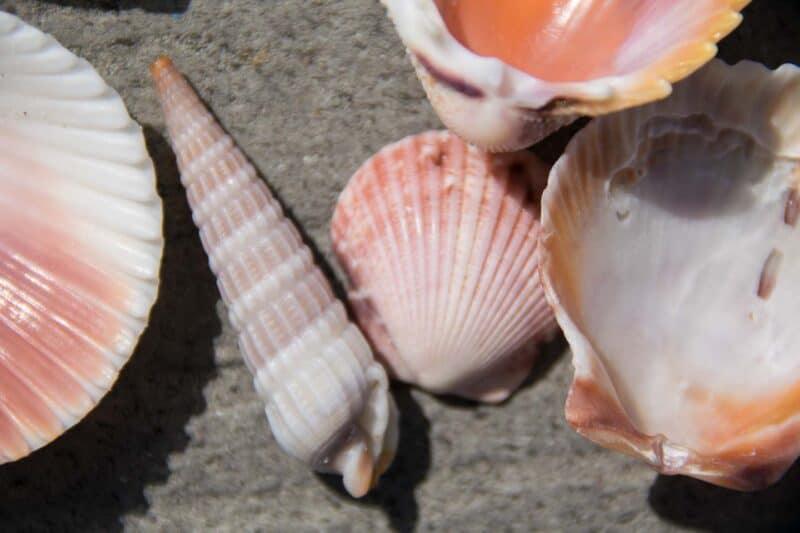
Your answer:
(150, 55), (176, 79)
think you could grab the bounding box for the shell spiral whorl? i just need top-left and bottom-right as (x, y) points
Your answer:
(150, 57), (398, 497)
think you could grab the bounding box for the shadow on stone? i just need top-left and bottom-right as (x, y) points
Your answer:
(529, 118), (590, 166)
(0, 126), (219, 531)
(317, 386), (431, 533)
(648, 460), (800, 532)
(36, 0), (191, 13)
(717, 0), (800, 68)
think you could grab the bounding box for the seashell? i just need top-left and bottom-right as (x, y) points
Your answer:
(380, 0), (750, 151)
(150, 56), (398, 497)
(540, 59), (800, 490)
(0, 13), (163, 461)
(331, 131), (557, 403)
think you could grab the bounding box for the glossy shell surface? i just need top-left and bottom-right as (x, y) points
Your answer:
(151, 57), (398, 498)
(332, 131), (557, 402)
(0, 12), (163, 461)
(381, 0), (749, 151)
(541, 60), (800, 490)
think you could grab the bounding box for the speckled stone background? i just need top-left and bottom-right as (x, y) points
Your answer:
(0, 1), (797, 531)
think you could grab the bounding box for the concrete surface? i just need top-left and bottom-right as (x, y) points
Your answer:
(0, 1), (797, 531)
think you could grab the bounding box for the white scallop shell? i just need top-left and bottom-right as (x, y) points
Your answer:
(332, 131), (557, 403)
(0, 12), (163, 460)
(381, 0), (749, 151)
(540, 59), (800, 490)
(150, 57), (398, 497)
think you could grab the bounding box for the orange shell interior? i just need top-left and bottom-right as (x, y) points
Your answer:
(435, 0), (637, 81)
(434, 0), (739, 83)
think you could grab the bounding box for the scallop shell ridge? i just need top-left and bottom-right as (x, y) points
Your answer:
(0, 12), (163, 460)
(150, 57), (398, 497)
(332, 131), (557, 402)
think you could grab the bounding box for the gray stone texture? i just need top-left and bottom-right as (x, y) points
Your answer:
(0, 0), (797, 531)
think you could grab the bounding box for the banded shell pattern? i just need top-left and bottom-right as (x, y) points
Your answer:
(150, 57), (398, 498)
(332, 131), (557, 403)
(381, 0), (749, 151)
(0, 13), (163, 460)
(540, 60), (800, 490)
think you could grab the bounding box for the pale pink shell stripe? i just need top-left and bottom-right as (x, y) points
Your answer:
(0, 12), (163, 462)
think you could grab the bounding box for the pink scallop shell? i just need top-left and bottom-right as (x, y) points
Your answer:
(332, 131), (557, 402)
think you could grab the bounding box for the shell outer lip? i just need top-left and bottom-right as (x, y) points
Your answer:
(540, 58), (800, 491)
(381, 0), (750, 115)
(564, 358), (800, 492)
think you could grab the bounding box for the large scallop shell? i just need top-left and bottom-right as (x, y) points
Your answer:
(540, 59), (800, 490)
(0, 13), (163, 460)
(381, 0), (749, 151)
(331, 131), (557, 403)
(150, 57), (398, 497)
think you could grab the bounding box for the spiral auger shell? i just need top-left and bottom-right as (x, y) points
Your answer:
(150, 57), (398, 498)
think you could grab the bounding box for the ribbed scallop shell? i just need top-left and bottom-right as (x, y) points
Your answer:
(381, 0), (749, 151)
(332, 131), (557, 403)
(150, 57), (398, 497)
(540, 60), (800, 490)
(0, 13), (163, 461)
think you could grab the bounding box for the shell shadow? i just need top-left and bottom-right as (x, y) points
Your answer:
(529, 118), (590, 166)
(648, 461), (800, 532)
(515, 332), (567, 391)
(317, 385), (431, 533)
(32, 0), (191, 13)
(0, 126), (220, 531)
(717, 0), (800, 68)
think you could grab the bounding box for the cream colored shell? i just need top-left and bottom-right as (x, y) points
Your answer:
(541, 60), (800, 490)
